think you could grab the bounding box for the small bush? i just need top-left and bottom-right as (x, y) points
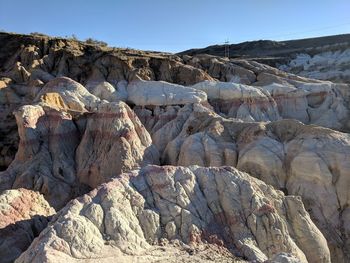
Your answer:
(65, 34), (79, 41)
(85, 37), (108, 47)
(30, 32), (49, 37)
(70, 34), (78, 40)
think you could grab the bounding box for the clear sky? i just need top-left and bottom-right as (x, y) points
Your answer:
(1, 0), (350, 52)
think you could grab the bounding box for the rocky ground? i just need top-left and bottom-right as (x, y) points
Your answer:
(0, 32), (349, 262)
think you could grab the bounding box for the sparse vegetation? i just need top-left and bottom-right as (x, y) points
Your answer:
(30, 32), (49, 37)
(70, 34), (78, 40)
(85, 37), (108, 47)
(65, 34), (79, 41)
(9, 31), (109, 48)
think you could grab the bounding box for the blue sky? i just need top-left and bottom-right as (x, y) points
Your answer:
(1, 0), (350, 52)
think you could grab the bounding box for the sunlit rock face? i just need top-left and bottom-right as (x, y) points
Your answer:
(1, 33), (350, 170)
(189, 79), (349, 132)
(16, 165), (330, 263)
(137, 103), (350, 262)
(0, 32), (350, 263)
(279, 48), (350, 83)
(0, 77), (159, 209)
(127, 80), (207, 106)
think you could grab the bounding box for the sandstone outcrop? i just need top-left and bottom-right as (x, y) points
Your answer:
(140, 103), (350, 262)
(1, 33), (350, 171)
(278, 48), (350, 83)
(190, 81), (281, 122)
(85, 80), (128, 102)
(0, 77), (24, 170)
(0, 188), (55, 263)
(127, 80), (207, 106)
(0, 32), (349, 263)
(16, 165), (330, 263)
(183, 54), (257, 84)
(0, 33), (212, 170)
(0, 77), (159, 209)
(190, 79), (349, 131)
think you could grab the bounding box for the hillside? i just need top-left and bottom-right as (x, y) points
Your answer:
(179, 34), (350, 83)
(0, 32), (349, 263)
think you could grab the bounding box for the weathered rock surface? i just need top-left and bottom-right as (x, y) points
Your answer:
(190, 79), (350, 131)
(0, 33), (213, 170)
(0, 188), (55, 263)
(140, 103), (350, 262)
(1, 33), (349, 171)
(16, 165), (330, 263)
(85, 80), (128, 102)
(0, 32), (349, 263)
(127, 80), (207, 106)
(191, 81), (281, 122)
(183, 55), (257, 84)
(0, 77), (26, 170)
(0, 77), (159, 209)
(278, 48), (350, 83)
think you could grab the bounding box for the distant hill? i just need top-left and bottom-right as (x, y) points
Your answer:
(179, 34), (350, 83)
(178, 34), (350, 60)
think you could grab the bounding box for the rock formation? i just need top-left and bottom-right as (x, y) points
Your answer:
(127, 80), (207, 106)
(0, 32), (349, 262)
(16, 165), (330, 263)
(189, 79), (349, 131)
(140, 103), (350, 262)
(0, 188), (55, 263)
(0, 77), (159, 209)
(1, 32), (349, 170)
(278, 48), (350, 83)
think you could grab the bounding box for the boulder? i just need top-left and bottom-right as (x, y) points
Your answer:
(85, 80), (128, 102)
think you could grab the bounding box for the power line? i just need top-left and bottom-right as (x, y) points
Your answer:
(224, 39), (230, 58)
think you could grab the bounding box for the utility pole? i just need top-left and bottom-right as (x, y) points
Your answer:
(224, 39), (230, 58)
